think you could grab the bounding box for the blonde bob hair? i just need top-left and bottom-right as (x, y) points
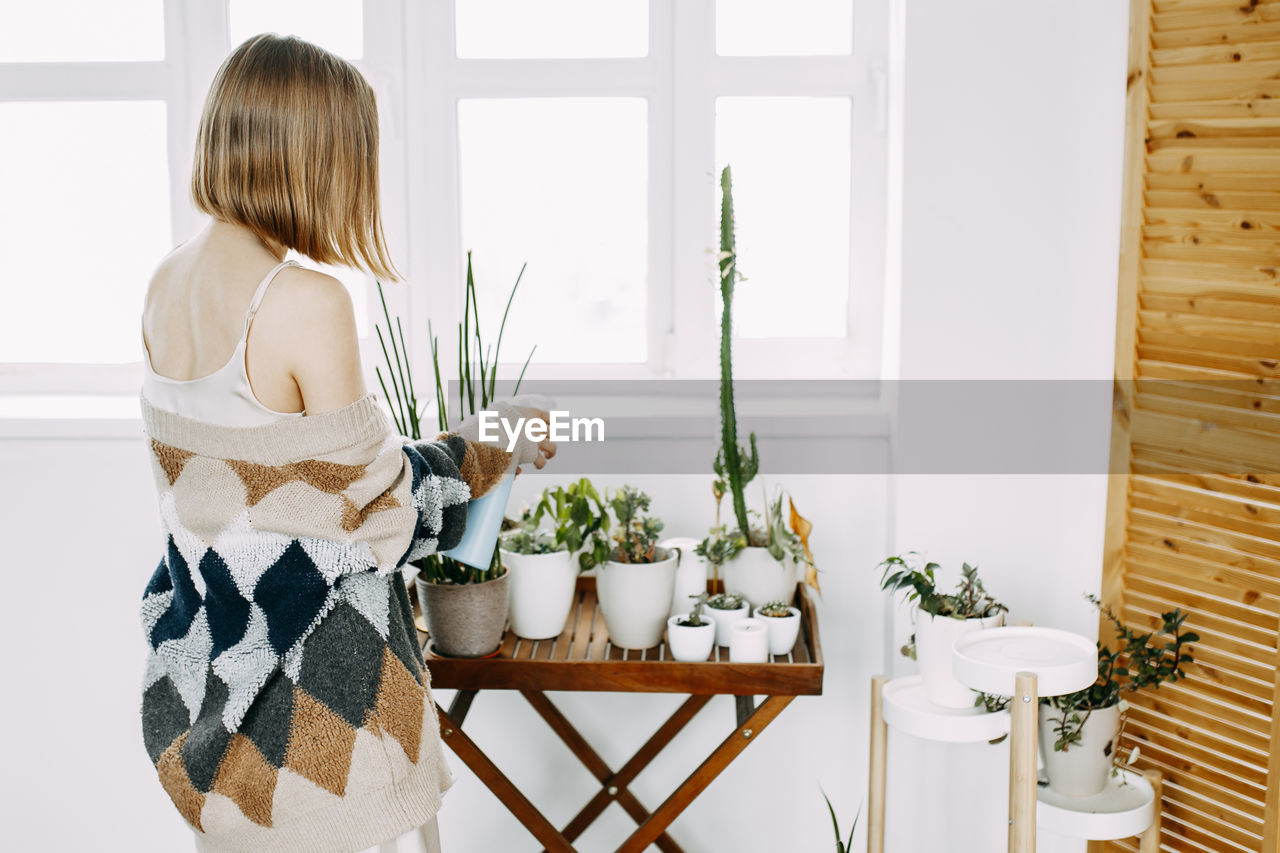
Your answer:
(192, 34), (399, 280)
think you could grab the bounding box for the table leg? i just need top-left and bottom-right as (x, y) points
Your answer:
(868, 674), (888, 853)
(1138, 769), (1163, 853)
(616, 695), (794, 853)
(434, 702), (575, 853)
(1009, 672), (1038, 853)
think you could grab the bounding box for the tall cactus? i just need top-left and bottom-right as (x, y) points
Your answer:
(714, 165), (759, 539)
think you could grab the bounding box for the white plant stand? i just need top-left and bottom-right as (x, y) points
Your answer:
(867, 627), (1104, 853)
(1038, 767), (1162, 851)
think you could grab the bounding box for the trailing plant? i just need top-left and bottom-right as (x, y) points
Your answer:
(706, 165), (820, 593)
(757, 600), (793, 618)
(374, 252), (535, 584)
(821, 788), (859, 853)
(530, 478), (609, 555)
(677, 592), (710, 628)
(1043, 595), (1197, 754)
(579, 485), (665, 570)
(706, 592), (746, 611)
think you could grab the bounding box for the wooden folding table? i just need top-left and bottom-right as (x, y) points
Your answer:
(416, 578), (824, 852)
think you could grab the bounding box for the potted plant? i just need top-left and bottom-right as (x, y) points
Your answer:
(376, 254), (534, 658)
(822, 789), (859, 853)
(501, 478), (608, 640)
(666, 592), (715, 662)
(754, 599), (802, 656)
(582, 485), (679, 650)
(702, 165), (819, 608)
(704, 592), (749, 646)
(877, 553), (1008, 709)
(1040, 595), (1197, 797)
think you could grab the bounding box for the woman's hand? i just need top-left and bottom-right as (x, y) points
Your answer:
(515, 407), (557, 475)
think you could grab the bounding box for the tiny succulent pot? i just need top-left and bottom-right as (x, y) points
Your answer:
(722, 545), (797, 609)
(1039, 702), (1122, 797)
(706, 596), (750, 646)
(595, 546), (679, 650)
(416, 570), (510, 658)
(502, 547), (577, 640)
(914, 607), (1006, 709)
(666, 614), (715, 662)
(753, 604), (802, 656)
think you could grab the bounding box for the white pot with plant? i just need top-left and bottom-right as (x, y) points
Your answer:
(877, 553), (1008, 709)
(582, 486), (678, 650)
(704, 592), (749, 646)
(754, 600), (801, 656)
(667, 593), (716, 662)
(501, 478), (608, 640)
(697, 166), (822, 610)
(1041, 595), (1198, 797)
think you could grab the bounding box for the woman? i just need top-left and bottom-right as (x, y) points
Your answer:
(138, 34), (553, 852)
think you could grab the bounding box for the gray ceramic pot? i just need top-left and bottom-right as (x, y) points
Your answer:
(416, 570), (510, 658)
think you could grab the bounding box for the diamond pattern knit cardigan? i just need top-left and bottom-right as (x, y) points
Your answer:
(138, 393), (511, 853)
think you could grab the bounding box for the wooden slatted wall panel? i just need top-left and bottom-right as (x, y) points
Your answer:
(1100, 1), (1280, 851)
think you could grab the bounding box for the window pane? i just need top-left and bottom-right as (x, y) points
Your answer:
(0, 0), (163, 62)
(458, 98), (648, 363)
(716, 0), (852, 56)
(0, 102), (171, 363)
(456, 0), (648, 58)
(229, 0), (363, 59)
(715, 97), (850, 339)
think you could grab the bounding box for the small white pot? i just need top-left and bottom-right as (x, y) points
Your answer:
(661, 537), (707, 618)
(722, 546), (797, 609)
(754, 605), (802, 656)
(595, 547), (679, 650)
(502, 548), (577, 640)
(706, 600), (750, 646)
(1040, 702), (1122, 797)
(728, 618), (770, 662)
(666, 614), (715, 662)
(914, 608), (1006, 708)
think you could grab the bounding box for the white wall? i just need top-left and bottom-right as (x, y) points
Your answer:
(885, 1), (1128, 852)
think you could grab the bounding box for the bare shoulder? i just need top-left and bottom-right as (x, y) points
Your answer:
(268, 266), (356, 331)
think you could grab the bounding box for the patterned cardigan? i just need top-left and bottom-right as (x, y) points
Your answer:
(138, 393), (512, 853)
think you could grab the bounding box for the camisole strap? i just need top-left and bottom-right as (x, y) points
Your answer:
(242, 259), (300, 337)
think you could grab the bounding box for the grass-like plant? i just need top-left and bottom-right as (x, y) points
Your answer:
(374, 252), (534, 584)
(821, 789), (859, 853)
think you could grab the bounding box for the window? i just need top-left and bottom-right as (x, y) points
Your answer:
(0, 0), (889, 395)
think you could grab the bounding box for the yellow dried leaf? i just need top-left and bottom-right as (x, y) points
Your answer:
(789, 497), (820, 595)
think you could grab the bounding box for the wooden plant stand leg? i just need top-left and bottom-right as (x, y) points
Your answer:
(868, 675), (888, 853)
(435, 700), (575, 853)
(521, 690), (695, 853)
(615, 695), (794, 853)
(1009, 672), (1038, 853)
(1138, 769), (1162, 853)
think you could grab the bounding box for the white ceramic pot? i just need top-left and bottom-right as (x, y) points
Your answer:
(666, 614), (715, 662)
(1040, 702), (1122, 797)
(502, 548), (577, 640)
(660, 537), (707, 618)
(707, 600), (749, 646)
(754, 605), (802, 655)
(728, 618), (770, 662)
(914, 608), (1006, 708)
(595, 547), (679, 650)
(722, 546), (797, 609)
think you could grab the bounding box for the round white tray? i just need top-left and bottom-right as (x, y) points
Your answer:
(881, 675), (1010, 743)
(1038, 769), (1156, 840)
(952, 627), (1097, 698)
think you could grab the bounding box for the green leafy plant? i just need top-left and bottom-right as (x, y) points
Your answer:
(499, 528), (562, 556)
(694, 524), (746, 586)
(677, 592), (710, 628)
(529, 478), (609, 555)
(877, 553), (1006, 620)
(1044, 594), (1198, 754)
(374, 252), (534, 584)
(706, 592), (746, 611)
(706, 165), (820, 593)
(757, 600), (793, 618)
(580, 485), (665, 570)
(821, 788), (859, 853)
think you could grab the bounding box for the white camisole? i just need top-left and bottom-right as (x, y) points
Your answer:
(141, 259), (305, 427)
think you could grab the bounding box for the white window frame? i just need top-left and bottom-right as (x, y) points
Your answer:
(0, 0), (889, 397)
